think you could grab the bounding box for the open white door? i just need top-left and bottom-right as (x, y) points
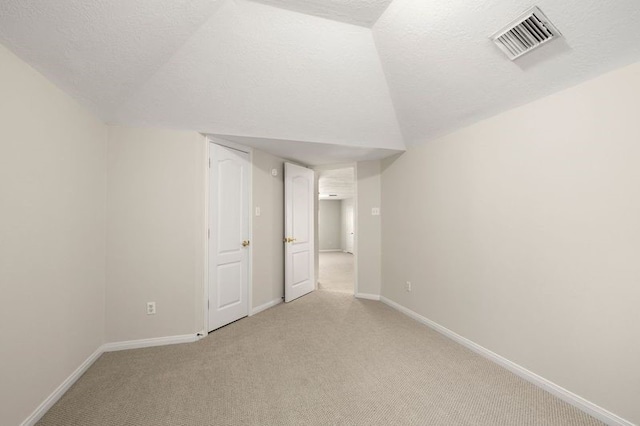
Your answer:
(209, 143), (250, 331)
(284, 163), (315, 302)
(345, 203), (354, 254)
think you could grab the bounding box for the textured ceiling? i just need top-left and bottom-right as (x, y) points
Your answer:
(247, 0), (393, 27)
(1, 0), (640, 161)
(214, 135), (401, 166)
(0, 0), (403, 154)
(373, 0), (640, 145)
(318, 168), (355, 200)
(114, 0), (404, 151)
(0, 0), (222, 119)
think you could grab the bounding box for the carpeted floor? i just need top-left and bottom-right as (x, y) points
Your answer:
(38, 291), (602, 425)
(318, 251), (354, 294)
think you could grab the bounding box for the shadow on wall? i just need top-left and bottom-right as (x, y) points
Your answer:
(251, 149), (286, 309)
(381, 152), (404, 172)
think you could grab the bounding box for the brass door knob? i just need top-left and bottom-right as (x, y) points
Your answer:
(283, 237), (296, 243)
(242, 240), (250, 247)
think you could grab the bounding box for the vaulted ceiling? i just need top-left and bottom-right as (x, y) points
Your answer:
(249, 0), (394, 27)
(1, 0), (639, 162)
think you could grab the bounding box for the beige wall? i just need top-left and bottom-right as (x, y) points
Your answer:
(381, 62), (640, 424)
(106, 126), (206, 342)
(0, 44), (107, 426)
(356, 161), (382, 296)
(251, 149), (286, 308)
(106, 134), (287, 337)
(319, 200), (342, 250)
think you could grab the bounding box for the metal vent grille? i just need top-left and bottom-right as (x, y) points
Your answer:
(491, 7), (561, 60)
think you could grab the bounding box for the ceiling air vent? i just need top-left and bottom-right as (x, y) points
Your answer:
(491, 6), (561, 60)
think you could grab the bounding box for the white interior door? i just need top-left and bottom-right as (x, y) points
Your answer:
(209, 143), (250, 331)
(345, 204), (354, 254)
(284, 163), (315, 302)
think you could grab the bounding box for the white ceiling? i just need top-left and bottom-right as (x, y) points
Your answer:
(1, 0), (640, 161)
(214, 135), (401, 166)
(248, 0), (393, 27)
(318, 168), (355, 200)
(114, 0), (404, 152)
(373, 0), (640, 145)
(0, 0), (222, 119)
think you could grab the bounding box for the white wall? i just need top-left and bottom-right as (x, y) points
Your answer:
(252, 149), (286, 309)
(106, 126), (206, 342)
(319, 200), (342, 251)
(0, 44), (107, 426)
(356, 161), (382, 297)
(381, 61), (640, 424)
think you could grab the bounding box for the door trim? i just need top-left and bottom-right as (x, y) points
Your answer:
(203, 137), (253, 334)
(353, 164), (359, 296)
(313, 163), (359, 296)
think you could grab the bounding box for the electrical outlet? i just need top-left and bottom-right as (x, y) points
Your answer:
(371, 207), (380, 216)
(405, 281), (412, 292)
(146, 302), (156, 315)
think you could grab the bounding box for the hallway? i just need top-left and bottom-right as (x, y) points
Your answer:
(318, 252), (354, 294)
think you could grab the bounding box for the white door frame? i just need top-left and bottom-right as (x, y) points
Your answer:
(203, 137), (253, 334)
(353, 164), (359, 296)
(313, 163), (359, 296)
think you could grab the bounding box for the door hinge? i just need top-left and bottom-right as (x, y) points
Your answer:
(208, 228), (210, 239)
(209, 158), (211, 168)
(208, 300), (210, 309)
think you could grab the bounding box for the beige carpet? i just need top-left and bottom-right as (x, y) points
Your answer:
(318, 251), (354, 294)
(38, 291), (602, 425)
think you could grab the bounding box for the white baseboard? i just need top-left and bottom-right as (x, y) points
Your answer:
(102, 334), (199, 352)
(20, 346), (103, 426)
(355, 293), (380, 301)
(251, 297), (283, 315)
(379, 297), (633, 426)
(21, 332), (201, 425)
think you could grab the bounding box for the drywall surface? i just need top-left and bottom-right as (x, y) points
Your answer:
(0, 0), (222, 120)
(106, 126), (206, 342)
(356, 161), (382, 296)
(114, 0), (403, 151)
(380, 61), (640, 424)
(0, 43), (107, 426)
(373, 0), (640, 145)
(249, 0), (393, 27)
(319, 200), (343, 250)
(252, 149), (286, 308)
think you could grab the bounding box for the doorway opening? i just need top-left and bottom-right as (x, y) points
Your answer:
(317, 167), (355, 295)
